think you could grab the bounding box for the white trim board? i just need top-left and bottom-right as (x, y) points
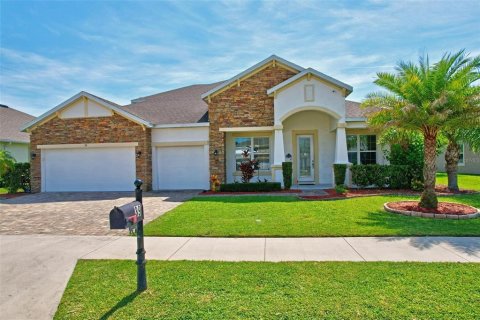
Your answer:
(219, 126), (275, 132)
(267, 68), (353, 96)
(22, 91), (153, 131)
(153, 123), (209, 128)
(153, 141), (208, 147)
(201, 55), (304, 99)
(37, 142), (139, 149)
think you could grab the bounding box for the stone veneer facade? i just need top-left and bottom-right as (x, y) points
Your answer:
(30, 113), (152, 192)
(207, 65), (297, 182)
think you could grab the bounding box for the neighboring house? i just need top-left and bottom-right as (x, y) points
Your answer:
(0, 104), (35, 163)
(436, 143), (480, 174)
(22, 55), (388, 192)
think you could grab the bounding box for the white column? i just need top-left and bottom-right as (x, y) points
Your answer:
(334, 123), (351, 186)
(272, 128), (285, 185)
(334, 124), (349, 164)
(273, 128), (285, 165)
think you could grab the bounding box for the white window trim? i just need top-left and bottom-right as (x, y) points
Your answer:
(234, 136), (272, 172)
(458, 143), (465, 166)
(347, 134), (377, 165)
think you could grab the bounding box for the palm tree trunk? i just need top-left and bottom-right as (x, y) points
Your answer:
(444, 140), (460, 192)
(419, 130), (438, 209)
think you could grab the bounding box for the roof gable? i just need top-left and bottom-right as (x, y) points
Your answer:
(201, 55), (304, 100)
(267, 68), (353, 97)
(22, 91), (153, 132)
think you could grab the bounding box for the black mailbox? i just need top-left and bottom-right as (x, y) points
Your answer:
(109, 201), (144, 229)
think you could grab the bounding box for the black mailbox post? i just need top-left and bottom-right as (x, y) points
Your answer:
(109, 179), (147, 292)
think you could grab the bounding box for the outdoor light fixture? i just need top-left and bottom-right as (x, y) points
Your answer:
(136, 151), (142, 159)
(285, 153), (292, 160)
(213, 149), (219, 156)
(30, 152), (36, 160)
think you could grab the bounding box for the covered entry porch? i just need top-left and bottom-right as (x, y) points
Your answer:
(221, 108), (349, 187)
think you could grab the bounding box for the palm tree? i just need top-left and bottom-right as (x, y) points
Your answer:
(363, 50), (480, 209)
(443, 128), (480, 191)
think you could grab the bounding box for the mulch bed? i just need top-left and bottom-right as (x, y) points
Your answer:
(387, 201), (477, 215)
(0, 192), (28, 200)
(200, 189), (302, 195)
(299, 187), (477, 200)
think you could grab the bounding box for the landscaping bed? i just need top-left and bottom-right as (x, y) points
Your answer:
(55, 260), (480, 320)
(299, 186), (476, 200)
(201, 189), (301, 195)
(385, 201), (479, 219)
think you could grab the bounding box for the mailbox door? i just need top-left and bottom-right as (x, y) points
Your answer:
(109, 208), (127, 229)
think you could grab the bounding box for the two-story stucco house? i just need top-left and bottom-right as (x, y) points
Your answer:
(22, 55), (390, 192)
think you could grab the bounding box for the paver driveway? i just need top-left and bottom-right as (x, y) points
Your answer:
(0, 191), (197, 235)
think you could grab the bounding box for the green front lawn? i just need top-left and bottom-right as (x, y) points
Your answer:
(436, 172), (480, 191)
(55, 260), (480, 319)
(144, 194), (480, 237)
(0, 188), (7, 194)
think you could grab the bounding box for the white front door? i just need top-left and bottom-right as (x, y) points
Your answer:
(297, 135), (314, 183)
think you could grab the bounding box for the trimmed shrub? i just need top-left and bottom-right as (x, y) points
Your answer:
(384, 140), (424, 184)
(333, 164), (347, 186)
(282, 162), (292, 190)
(220, 182), (282, 192)
(350, 164), (411, 189)
(3, 162), (30, 193)
(335, 184), (347, 194)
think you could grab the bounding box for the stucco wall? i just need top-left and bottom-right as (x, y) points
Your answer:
(274, 77), (346, 124)
(282, 110), (336, 184)
(29, 113), (152, 192)
(1, 142), (30, 163)
(152, 126), (209, 143)
(436, 144), (480, 174)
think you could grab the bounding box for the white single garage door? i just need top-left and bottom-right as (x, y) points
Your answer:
(156, 145), (209, 190)
(43, 147), (136, 192)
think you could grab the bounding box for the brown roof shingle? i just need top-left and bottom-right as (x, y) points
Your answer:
(122, 83), (222, 125)
(122, 84), (369, 125)
(345, 100), (378, 118)
(0, 105), (35, 143)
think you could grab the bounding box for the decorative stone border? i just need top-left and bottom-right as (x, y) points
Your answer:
(384, 201), (480, 220)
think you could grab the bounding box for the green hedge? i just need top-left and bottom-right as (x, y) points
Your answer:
(333, 164), (347, 186)
(220, 182), (282, 192)
(350, 164), (412, 189)
(282, 162), (292, 190)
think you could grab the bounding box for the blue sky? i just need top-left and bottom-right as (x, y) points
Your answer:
(1, 0), (479, 116)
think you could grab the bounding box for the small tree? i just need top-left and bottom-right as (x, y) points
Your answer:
(0, 150), (15, 177)
(363, 50), (480, 208)
(442, 128), (480, 191)
(239, 150), (257, 183)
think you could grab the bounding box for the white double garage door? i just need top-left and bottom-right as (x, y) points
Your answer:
(41, 144), (209, 192)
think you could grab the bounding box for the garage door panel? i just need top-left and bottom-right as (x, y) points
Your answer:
(43, 147), (136, 192)
(156, 146), (208, 190)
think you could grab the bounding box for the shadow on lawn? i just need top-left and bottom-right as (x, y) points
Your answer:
(100, 290), (139, 320)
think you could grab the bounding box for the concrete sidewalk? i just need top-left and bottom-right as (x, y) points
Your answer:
(1, 235), (479, 320)
(83, 235), (480, 262)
